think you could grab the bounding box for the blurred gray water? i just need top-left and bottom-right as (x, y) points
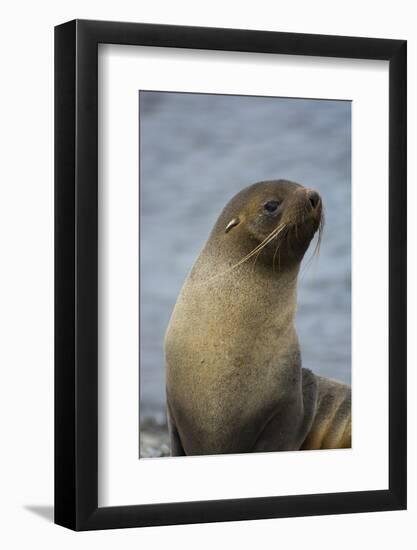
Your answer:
(139, 91), (351, 424)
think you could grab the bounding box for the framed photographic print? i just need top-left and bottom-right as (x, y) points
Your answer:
(55, 19), (407, 530)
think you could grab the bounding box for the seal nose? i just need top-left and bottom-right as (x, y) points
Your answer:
(307, 190), (320, 209)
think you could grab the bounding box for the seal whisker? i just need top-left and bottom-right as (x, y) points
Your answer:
(251, 247), (264, 273)
(202, 223), (287, 285)
(299, 212), (325, 280)
(313, 210), (325, 258)
(252, 224), (288, 273)
(227, 223), (285, 269)
(287, 226), (294, 256)
(272, 228), (288, 273)
(272, 241), (279, 274)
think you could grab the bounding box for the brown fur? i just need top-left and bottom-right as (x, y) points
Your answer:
(164, 180), (351, 456)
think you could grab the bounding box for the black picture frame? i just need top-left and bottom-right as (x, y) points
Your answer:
(55, 19), (407, 531)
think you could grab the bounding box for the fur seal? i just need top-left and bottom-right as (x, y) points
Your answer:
(164, 179), (351, 456)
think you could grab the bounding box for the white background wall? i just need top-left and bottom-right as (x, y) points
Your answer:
(0, 0), (415, 547)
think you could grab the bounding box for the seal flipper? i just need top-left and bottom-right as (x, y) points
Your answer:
(251, 369), (318, 452)
(298, 368), (319, 447)
(301, 374), (351, 450)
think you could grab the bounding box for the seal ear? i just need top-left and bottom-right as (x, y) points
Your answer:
(225, 217), (240, 233)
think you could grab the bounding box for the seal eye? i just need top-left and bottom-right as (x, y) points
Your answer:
(264, 200), (281, 213)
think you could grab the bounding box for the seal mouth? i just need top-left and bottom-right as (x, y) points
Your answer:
(281, 187), (322, 228)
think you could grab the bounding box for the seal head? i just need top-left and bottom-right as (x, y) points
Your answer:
(215, 179), (323, 272)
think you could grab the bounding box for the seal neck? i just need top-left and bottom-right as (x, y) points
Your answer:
(189, 244), (300, 337)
